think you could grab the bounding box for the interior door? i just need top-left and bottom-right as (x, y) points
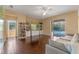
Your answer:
(7, 20), (16, 38)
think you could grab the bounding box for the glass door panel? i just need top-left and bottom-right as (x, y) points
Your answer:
(0, 19), (4, 49)
(7, 20), (16, 38)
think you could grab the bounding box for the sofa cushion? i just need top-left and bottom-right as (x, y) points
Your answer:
(49, 40), (70, 53)
(45, 44), (68, 54)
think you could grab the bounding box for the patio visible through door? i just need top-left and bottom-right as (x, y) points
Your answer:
(7, 20), (16, 38)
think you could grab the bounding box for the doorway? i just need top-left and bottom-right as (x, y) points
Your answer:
(7, 20), (17, 38)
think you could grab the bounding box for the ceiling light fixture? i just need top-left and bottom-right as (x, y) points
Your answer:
(41, 6), (52, 16)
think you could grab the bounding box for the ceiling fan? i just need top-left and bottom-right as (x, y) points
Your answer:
(39, 6), (53, 16)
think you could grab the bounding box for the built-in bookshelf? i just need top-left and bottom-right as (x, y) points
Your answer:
(18, 22), (29, 39)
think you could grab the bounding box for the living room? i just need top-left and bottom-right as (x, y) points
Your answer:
(0, 5), (79, 54)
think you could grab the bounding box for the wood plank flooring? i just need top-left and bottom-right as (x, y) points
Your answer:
(1, 35), (50, 54)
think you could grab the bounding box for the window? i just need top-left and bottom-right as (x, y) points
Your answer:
(52, 19), (65, 37)
(31, 24), (37, 31)
(9, 22), (16, 30)
(31, 23), (42, 31)
(8, 20), (16, 30)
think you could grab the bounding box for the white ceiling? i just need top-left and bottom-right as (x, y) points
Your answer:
(5, 5), (79, 19)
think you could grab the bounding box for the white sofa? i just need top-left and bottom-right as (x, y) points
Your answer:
(45, 40), (70, 54)
(45, 33), (79, 54)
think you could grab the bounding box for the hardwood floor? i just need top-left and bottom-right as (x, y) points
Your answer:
(1, 35), (50, 54)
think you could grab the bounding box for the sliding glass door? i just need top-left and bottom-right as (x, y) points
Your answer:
(0, 19), (4, 49)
